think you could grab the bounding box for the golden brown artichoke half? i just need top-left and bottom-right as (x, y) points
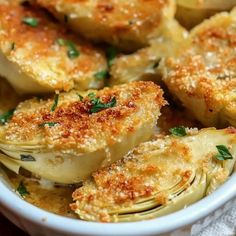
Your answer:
(36, 0), (175, 52)
(0, 0), (107, 94)
(161, 8), (236, 127)
(71, 128), (236, 222)
(0, 81), (166, 184)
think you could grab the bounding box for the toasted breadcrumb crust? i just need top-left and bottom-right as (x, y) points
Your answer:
(36, 0), (175, 51)
(161, 10), (236, 127)
(0, 81), (166, 153)
(0, 1), (107, 93)
(71, 128), (236, 222)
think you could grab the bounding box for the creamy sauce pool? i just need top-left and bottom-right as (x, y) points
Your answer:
(5, 169), (77, 218)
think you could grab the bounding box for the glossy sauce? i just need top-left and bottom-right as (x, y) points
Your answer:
(5, 169), (77, 218)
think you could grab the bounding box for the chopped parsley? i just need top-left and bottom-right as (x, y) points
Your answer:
(51, 94), (59, 112)
(128, 19), (135, 25)
(56, 38), (80, 59)
(20, 154), (36, 162)
(22, 17), (39, 27)
(88, 92), (96, 99)
(77, 93), (84, 101)
(11, 42), (15, 51)
(0, 109), (15, 124)
(56, 38), (66, 46)
(215, 145), (233, 161)
(38, 122), (59, 128)
(169, 126), (187, 137)
(153, 58), (161, 69)
(17, 181), (29, 197)
(89, 95), (116, 113)
(94, 70), (109, 80)
(106, 46), (117, 67)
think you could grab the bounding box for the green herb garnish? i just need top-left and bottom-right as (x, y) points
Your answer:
(215, 145), (233, 161)
(88, 92), (96, 99)
(169, 126), (187, 137)
(22, 17), (39, 27)
(39, 122), (59, 128)
(67, 40), (80, 58)
(11, 42), (15, 51)
(57, 38), (80, 59)
(20, 154), (36, 162)
(17, 181), (29, 197)
(51, 94), (59, 112)
(153, 58), (161, 69)
(106, 46), (117, 67)
(77, 93), (84, 101)
(90, 96), (116, 114)
(0, 109), (15, 124)
(56, 38), (66, 46)
(94, 70), (109, 80)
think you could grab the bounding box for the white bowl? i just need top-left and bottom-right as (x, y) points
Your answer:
(0, 169), (235, 236)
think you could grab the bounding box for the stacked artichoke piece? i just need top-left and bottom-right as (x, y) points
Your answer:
(71, 128), (236, 222)
(0, 0), (235, 223)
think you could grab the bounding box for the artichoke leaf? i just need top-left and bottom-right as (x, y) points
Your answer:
(108, 169), (196, 215)
(114, 170), (207, 222)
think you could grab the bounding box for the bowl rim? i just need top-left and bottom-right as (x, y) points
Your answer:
(0, 172), (236, 236)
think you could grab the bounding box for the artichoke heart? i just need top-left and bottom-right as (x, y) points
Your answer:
(110, 19), (188, 85)
(71, 128), (236, 222)
(0, 81), (166, 184)
(0, 0), (107, 94)
(36, 0), (175, 52)
(161, 8), (236, 127)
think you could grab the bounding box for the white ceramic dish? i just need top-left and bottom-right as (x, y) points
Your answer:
(0, 169), (235, 236)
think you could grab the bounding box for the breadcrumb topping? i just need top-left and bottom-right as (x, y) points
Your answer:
(37, 0), (174, 51)
(0, 81), (166, 153)
(161, 11), (236, 127)
(71, 128), (236, 222)
(0, 1), (107, 92)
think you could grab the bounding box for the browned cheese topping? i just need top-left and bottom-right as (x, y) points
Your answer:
(70, 127), (236, 222)
(161, 11), (236, 126)
(0, 1), (107, 91)
(0, 81), (166, 153)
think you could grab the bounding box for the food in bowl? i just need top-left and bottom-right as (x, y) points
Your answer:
(109, 19), (188, 85)
(0, 0), (235, 227)
(0, 1), (107, 94)
(71, 128), (236, 222)
(0, 81), (165, 183)
(36, 0), (175, 52)
(161, 8), (236, 127)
